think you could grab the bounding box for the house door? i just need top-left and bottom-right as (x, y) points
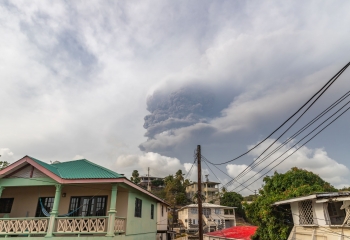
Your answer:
(69, 196), (107, 216)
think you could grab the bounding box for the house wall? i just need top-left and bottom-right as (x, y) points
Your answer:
(1, 185), (55, 217)
(178, 208), (230, 229)
(0, 183), (128, 218)
(288, 226), (350, 240)
(157, 202), (168, 231)
(125, 191), (157, 238)
(290, 202), (300, 225)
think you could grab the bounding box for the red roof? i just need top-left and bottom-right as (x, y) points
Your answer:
(205, 226), (258, 240)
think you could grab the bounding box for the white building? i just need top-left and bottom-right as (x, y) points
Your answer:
(157, 202), (175, 240)
(177, 203), (236, 233)
(186, 181), (220, 204)
(273, 192), (350, 240)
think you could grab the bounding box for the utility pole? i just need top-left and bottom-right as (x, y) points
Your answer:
(147, 167), (151, 191)
(197, 145), (203, 240)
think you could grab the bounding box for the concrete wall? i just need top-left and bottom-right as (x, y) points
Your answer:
(125, 191), (157, 238)
(0, 184), (128, 218)
(157, 202), (168, 231)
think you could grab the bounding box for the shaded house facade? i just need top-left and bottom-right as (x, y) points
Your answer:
(177, 203), (236, 233)
(0, 156), (170, 240)
(273, 192), (350, 240)
(186, 181), (220, 204)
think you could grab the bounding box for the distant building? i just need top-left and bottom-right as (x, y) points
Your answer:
(273, 192), (350, 240)
(186, 181), (220, 204)
(177, 203), (236, 233)
(139, 175), (164, 189)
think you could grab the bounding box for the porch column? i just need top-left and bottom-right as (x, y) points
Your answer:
(106, 184), (118, 237)
(45, 184), (62, 238)
(0, 186), (4, 197)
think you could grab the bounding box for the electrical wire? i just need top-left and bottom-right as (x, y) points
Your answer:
(207, 62), (350, 166)
(201, 155), (255, 194)
(223, 91), (350, 190)
(234, 102), (350, 193)
(229, 90), (350, 184)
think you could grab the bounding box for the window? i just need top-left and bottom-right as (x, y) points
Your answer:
(151, 204), (154, 219)
(327, 202), (345, 225)
(224, 209), (234, 215)
(69, 196), (107, 217)
(190, 208), (198, 214)
(299, 200), (315, 225)
(35, 197), (54, 217)
(0, 198), (14, 213)
(161, 205), (164, 216)
(203, 208), (211, 217)
(193, 219), (196, 224)
(135, 198), (142, 218)
(214, 209), (221, 214)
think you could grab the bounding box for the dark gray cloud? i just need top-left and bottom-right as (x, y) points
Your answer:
(142, 84), (236, 139)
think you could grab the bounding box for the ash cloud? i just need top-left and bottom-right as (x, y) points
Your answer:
(142, 85), (232, 139)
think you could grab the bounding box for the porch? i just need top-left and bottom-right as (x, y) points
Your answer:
(0, 182), (128, 238)
(0, 216), (126, 237)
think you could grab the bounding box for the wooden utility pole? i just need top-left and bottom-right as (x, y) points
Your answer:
(147, 167), (151, 191)
(197, 145), (203, 240)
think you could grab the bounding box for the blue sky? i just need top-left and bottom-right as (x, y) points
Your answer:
(1, 1), (350, 195)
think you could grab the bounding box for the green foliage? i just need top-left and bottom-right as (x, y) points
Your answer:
(243, 194), (258, 201)
(151, 179), (164, 187)
(130, 170), (140, 184)
(245, 167), (336, 240)
(0, 161), (9, 170)
(151, 169), (190, 206)
(221, 192), (245, 217)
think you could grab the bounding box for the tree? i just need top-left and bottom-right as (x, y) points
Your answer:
(151, 179), (164, 187)
(130, 170), (141, 184)
(245, 167), (337, 240)
(0, 161), (9, 170)
(220, 192), (245, 218)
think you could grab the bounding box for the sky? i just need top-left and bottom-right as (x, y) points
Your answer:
(1, 0), (350, 195)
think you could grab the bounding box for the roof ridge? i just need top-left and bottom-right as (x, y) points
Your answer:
(81, 159), (123, 176)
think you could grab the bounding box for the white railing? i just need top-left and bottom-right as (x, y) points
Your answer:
(0, 218), (49, 235)
(56, 216), (108, 234)
(114, 217), (126, 233)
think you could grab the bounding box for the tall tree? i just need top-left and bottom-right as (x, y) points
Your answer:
(0, 161), (9, 170)
(245, 167), (337, 240)
(130, 170), (141, 184)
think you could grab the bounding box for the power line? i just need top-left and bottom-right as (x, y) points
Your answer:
(184, 154), (197, 180)
(221, 90), (350, 189)
(201, 155), (255, 194)
(234, 102), (350, 193)
(207, 62), (350, 166)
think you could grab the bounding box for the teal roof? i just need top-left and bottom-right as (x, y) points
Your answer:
(29, 156), (124, 179)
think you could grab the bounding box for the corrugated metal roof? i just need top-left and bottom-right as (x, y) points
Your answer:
(29, 156), (124, 179)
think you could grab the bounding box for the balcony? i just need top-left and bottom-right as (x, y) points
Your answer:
(0, 216), (126, 237)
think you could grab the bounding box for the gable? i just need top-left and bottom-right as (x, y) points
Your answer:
(5, 164), (48, 179)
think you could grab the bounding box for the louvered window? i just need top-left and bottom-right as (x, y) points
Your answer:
(299, 200), (315, 225)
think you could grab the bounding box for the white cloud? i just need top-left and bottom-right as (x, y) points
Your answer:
(115, 152), (186, 178)
(224, 139), (350, 195)
(0, 148), (15, 163)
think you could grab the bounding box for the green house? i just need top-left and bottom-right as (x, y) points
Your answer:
(0, 156), (171, 240)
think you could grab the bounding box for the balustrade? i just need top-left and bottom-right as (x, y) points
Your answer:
(114, 217), (126, 233)
(0, 217), (48, 235)
(0, 216), (126, 237)
(55, 216), (108, 234)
